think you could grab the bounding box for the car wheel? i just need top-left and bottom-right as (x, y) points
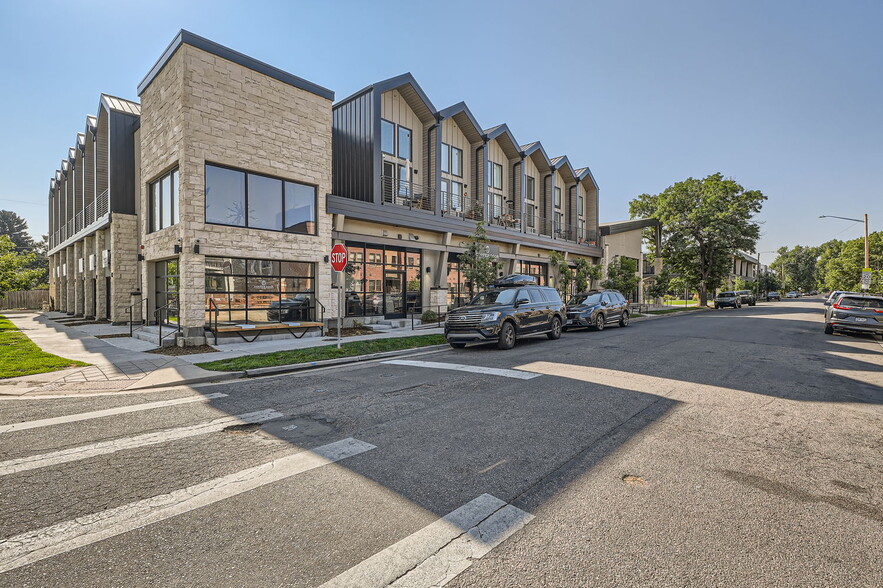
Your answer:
(449, 342), (466, 349)
(594, 313), (605, 331)
(619, 311), (630, 327)
(497, 322), (516, 350)
(750, 301), (756, 306)
(714, 304), (719, 310)
(736, 303), (741, 309)
(824, 323), (834, 335)
(547, 317), (562, 340)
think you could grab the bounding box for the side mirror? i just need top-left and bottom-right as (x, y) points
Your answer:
(515, 297), (530, 307)
(600, 300), (608, 306)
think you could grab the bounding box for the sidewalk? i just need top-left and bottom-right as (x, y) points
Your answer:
(0, 312), (239, 397)
(0, 312), (444, 396)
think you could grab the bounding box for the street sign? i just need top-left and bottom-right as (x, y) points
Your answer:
(330, 244), (348, 272)
(861, 268), (872, 290)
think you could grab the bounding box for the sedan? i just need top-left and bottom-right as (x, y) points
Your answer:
(824, 294), (883, 336)
(786, 291), (798, 298)
(767, 291), (781, 301)
(714, 292), (741, 309)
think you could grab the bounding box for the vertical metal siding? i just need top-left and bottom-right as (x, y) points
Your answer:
(332, 91), (374, 202)
(109, 112), (139, 215)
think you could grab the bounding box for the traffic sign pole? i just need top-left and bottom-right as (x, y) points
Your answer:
(330, 244), (348, 349)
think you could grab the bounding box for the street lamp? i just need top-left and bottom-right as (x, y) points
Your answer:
(819, 214), (870, 289)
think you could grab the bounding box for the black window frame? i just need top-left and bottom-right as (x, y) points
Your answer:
(451, 146), (463, 177)
(381, 119), (396, 155)
(204, 162), (318, 236)
(554, 186), (562, 208)
(397, 125), (412, 160)
(526, 175), (536, 201)
(441, 143), (450, 173)
(148, 167), (180, 233)
(490, 162), (503, 190)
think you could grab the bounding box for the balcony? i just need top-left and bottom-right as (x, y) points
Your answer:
(441, 191), (484, 221)
(49, 189), (110, 255)
(381, 176), (435, 213)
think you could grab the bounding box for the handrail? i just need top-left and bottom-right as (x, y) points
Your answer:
(207, 298), (219, 345)
(315, 299), (325, 335)
(126, 297), (147, 336)
(409, 304), (448, 330)
(154, 296), (181, 347)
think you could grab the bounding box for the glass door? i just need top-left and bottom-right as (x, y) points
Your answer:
(384, 271), (405, 318)
(154, 259), (179, 325)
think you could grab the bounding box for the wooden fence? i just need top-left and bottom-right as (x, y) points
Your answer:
(0, 289), (50, 310)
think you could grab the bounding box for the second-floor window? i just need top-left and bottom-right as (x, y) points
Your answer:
(149, 167), (179, 233)
(205, 163), (317, 235)
(381, 118), (412, 161)
(398, 126), (412, 160)
(381, 119), (395, 155)
(554, 186), (562, 208)
(526, 176), (535, 201)
(577, 192), (584, 217)
(490, 162), (503, 190)
(440, 143), (463, 177)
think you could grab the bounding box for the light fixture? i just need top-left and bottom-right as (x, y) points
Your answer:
(425, 267), (431, 274)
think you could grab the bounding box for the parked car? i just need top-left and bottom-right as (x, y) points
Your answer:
(714, 291), (741, 309)
(267, 294), (313, 321)
(735, 290), (756, 306)
(565, 290), (630, 331)
(767, 291), (781, 301)
(444, 275), (566, 349)
(823, 290), (858, 307)
(786, 291), (798, 298)
(824, 293), (883, 336)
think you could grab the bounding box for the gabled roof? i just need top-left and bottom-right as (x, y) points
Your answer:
(100, 94), (141, 116)
(484, 124), (520, 160)
(55, 170), (62, 183)
(138, 29), (334, 100)
(50, 178), (57, 191)
(68, 148), (77, 163)
(575, 167), (600, 192)
(76, 133), (86, 155)
(438, 102), (483, 144)
(551, 156), (576, 183)
(521, 141), (552, 172)
(338, 73), (436, 125)
(61, 160), (69, 174)
(600, 218), (660, 236)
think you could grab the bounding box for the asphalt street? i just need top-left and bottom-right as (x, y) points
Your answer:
(0, 298), (880, 587)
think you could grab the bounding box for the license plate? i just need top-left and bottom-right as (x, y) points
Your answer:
(855, 317), (867, 322)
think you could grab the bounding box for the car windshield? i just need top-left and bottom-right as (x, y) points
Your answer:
(838, 297), (883, 309)
(469, 288), (518, 306)
(719, 292), (736, 297)
(570, 293), (603, 306)
(769, 292), (779, 295)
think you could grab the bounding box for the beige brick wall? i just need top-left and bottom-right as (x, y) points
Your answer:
(139, 44), (333, 338)
(109, 213), (140, 322)
(94, 229), (108, 319)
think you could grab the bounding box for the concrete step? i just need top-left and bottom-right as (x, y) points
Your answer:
(131, 325), (177, 347)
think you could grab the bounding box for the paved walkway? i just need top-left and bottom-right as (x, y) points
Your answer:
(0, 312), (444, 396)
(0, 313), (237, 396)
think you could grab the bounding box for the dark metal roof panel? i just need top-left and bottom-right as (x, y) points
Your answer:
(137, 29), (334, 100)
(484, 124), (520, 160)
(600, 218), (660, 236)
(438, 102), (483, 144)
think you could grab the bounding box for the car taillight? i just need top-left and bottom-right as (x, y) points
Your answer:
(832, 303), (852, 310)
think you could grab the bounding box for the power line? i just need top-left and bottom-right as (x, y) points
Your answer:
(0, 198), (48, 207)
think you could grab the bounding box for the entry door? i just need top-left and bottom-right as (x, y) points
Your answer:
(91, 278), (97, 318)
(105, 277), (111, 320)
(384, 271), (406, 318)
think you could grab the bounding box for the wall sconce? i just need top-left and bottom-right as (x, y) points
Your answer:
(323, 255), (330, 263)
(173, 244), (182, 254)
(193, 239), (200, 254)
(137, 254), (145, 261)
(425, 267), (431, 274)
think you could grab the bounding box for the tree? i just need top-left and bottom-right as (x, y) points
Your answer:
(629, 173), (765, 306)
(646, 267), (673, 299)
(819, 231), (883, 292)
(773, 245), (818, 292)
(548, 251), (573, 298)
(458, 221), (498, 297)
(602, 256), (640, 300)
(573, 258), (600, 293)
(0, 210), (35, 250)
(0, 235), (44, 296)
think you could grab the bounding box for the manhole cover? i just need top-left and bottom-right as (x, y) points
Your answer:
(622, 474), (648, 486)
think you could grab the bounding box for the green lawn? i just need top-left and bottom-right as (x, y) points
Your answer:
(0, 315), (89, 379)
(196, 334), (447, 372)
(647, 306), (708, 315)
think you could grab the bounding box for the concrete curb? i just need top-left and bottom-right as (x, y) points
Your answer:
(243, 344), (449, 378)
(631, 307), (710, 322)
(124, 370), (244, 391)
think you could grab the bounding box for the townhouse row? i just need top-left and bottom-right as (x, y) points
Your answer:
(45, 30), (642, 346)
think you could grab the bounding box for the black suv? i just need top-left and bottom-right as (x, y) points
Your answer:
(565, 290), (630, 331)
(444, 275), (566, 350)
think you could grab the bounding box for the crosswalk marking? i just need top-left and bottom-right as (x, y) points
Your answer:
(321, 494), (533, 588)
(0, 437), (375, 574)
(0, 392), (227, 434)
(0, 409), (284, 476)
(381, 360), (542, 380)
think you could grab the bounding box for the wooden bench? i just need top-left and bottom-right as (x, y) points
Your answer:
(206, 322), (324, 344)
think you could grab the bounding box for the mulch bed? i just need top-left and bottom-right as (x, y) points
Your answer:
(147, 345), (219, 356)
(323, 327), (377, 338)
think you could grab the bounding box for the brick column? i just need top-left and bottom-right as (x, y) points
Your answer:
(109, 214), (139, 323)
(65, 247), (75, 314)
(74, 240), (85, 316)
(178, 252), (206, 346)
(83, 235), (95, 318)
(94, 229), (108, 320)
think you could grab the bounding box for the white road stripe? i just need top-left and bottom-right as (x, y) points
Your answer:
(381, 360), (542, 380)
(0, 409), (284, 476)
(0, 393), (227, 434)
(321, 494), (533, 588)
(0, 437), (375, 574)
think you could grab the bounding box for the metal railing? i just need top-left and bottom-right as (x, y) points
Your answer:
(409, 304), (448, 330)
(50, 190), (110, 251)
(207, 298), (220, 345)
(126, 297), (148, 336)
(96, 189), (109, 218)
(381, 176), (435, 212)
(488, 204), (519, 229)
(155, 297), (181, 347)
(440, 191), (484, 221)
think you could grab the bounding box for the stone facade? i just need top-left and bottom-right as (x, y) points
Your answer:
(138, 43), (334, 341)
(109, 213), (139, 323)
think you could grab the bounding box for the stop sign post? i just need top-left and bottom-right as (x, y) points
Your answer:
(330, 244), (348, 348)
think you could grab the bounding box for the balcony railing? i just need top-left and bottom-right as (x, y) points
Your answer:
(440, 191), (484, 221)
(488, 204), (519, 229)
(381, 176), (435, 213)
(50, 189), (111, 252)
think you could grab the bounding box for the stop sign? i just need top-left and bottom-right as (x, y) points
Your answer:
(330, 244), (348, 272)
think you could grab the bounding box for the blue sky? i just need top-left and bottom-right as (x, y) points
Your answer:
(1, 0), (881, 259)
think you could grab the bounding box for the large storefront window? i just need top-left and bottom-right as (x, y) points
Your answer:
(344, 243), (421, 318)
(155, 259), (179, 324)
(204, 257), (315, 325)
(516, 260), (548, 286)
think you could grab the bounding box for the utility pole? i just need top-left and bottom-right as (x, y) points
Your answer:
(819, 214), (870, 290)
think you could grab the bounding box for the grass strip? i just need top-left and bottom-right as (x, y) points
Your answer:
(196, 334), (446, 372)
(0, 315), (89, 379)
(647, 307), (707, 315)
